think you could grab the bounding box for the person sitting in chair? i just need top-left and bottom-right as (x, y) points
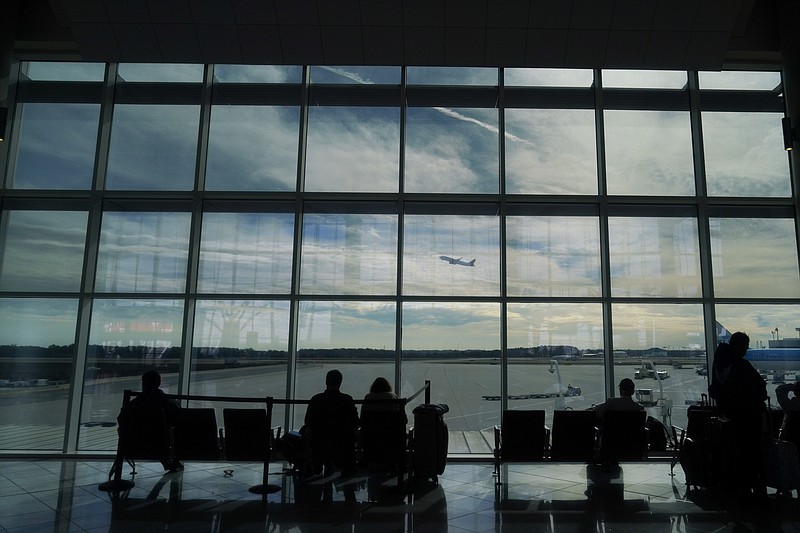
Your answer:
(595, 378), (645, 416)
(117, 369), (183, 472)
(304, 369), (360, 476)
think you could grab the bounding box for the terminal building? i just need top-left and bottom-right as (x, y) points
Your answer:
(1, 0), (799, 530)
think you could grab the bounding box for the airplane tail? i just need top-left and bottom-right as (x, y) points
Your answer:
(715, 321), (731, 344)
(467, 259), (476, 266)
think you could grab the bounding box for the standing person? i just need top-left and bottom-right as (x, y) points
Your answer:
(117, 369), (183, 472)
(361, 377), (407, 423)
(304, 369), (360, 476)
(709, 331), (768, 502)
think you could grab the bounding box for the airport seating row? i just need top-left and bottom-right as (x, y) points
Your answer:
(99, 382), (431, 494)
(493, 409), (653, 486)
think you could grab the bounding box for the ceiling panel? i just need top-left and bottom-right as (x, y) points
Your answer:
(154, 23), (202, 63)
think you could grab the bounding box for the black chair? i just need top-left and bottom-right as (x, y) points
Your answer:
(549, 409), (596, 462)
(596, 410), (648, 464)
(222, 408), (270, 461)
(493, 410), (548, 485)
(359, 410), (410, 483)
(173, 408), (220, 461)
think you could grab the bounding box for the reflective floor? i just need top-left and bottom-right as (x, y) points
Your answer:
(0, 458), (797, 532)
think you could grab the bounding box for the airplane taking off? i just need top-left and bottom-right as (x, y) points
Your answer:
(439, 256), (476, 267)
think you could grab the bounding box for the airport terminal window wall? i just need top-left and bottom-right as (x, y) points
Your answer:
(0, 63), (796, 454)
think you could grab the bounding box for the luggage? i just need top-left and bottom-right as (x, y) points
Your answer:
(678, 436), (715, 489)
(411, 404), (449, 483)
(645, 416), (668, 452)
(762, 437), (800, 493)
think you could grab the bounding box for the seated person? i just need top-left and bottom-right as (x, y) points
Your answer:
(117, 370), (183, 472)
(304, 369), (359, 475)
(361, 377), (407, 423)
(777, 382), (800, 449)
(595, 378), (645, 417)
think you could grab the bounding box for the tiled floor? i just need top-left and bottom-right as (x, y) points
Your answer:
(0, 458), (797, 532)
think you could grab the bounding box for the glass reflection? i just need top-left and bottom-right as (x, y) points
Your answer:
(305, 107), (400, 192)
(505, 108), (597, 194)
(405, 107), (499, 193)
(702, 112), (790, 197)
(206, 105), (299, 191)
(22, 61), (105, 81)
(715, 304), (800, 409)
(407, 67), (497, 85)
(79, 299), (184, 451)
(0, 298), (77, 450)
(310, 66), (400, 84)
(507, 303), (604, 419)
(95, 212), (191, 293)
(401, 301), (500, 434)
(213, 65), (301, 83)
(117, 63), (204, 82)
(404, 214), (499, 296)
(608, 217), (701, 297)
(199, 212), (294, 294)
(710, 218), (800, 298)
(294, 300), (396, 427)
(0, 211), (88, 292)
(300, 213), (398, 295)
(604, 110), (694, 196)
(106, 105), (199, 191)
(11, 103), (99, 189)
(611, 303), (706, 431)
(504, 68), (593, 87)
(506, 215), (601, 297)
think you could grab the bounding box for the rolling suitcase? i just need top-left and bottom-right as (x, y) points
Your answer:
(762, 437), (800, 494)
(412, 404), (449, 484)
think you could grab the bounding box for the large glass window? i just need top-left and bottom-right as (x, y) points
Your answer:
(305, 107), (400, 193)
(95, 211), (191, 293)
(10, 103), (100, 189)
(604, 110), (694, 196)
(0, 211), (88, 292)
(0, 298), (78, 450)
(206, 105), (300, 191)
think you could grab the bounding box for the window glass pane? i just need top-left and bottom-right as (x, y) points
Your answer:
(710, 217), (800, 298)
(612, 303), (706, 432)
(190, 300), (290, 422)
(305, 107), (400, 192)
(293, 301), (396, 427)
(404, 214), (499, 296)
(79, 299), (184, 451)
(506, 216), (601, 297)
(23, 61), (105, 81)
(0, 298), (78, 450)
(199, 212), (294, 294)
(310, 66), (400, 84)
(699, 71), (781, 91)
(0, 211), (88, 292)
(602, 70), (686, 89)
(300, 213), (398, 295)
(95, 212), (191, 293)
(504, 68), (594, 87)
(715, 304), (800, 407)
(106, 104), (199, 190)
(11, 103), (99, 189)
(206, 105), (299, 191)
(507, 303), (605, 416)
(505, 108), (597, 194)
(702, 112), (790, 197)
(213, 65), (301, 83)
(407, 67), (497, 85)
(405, 107), (499, 193)
(604, 110), (694, 195)
(608, 217), (701, 298)
(117, 63), (204, 82)
(401, 302), (500, 440)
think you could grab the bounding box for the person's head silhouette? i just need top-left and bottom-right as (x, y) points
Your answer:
(325, 369), (343, 391)
(141, 370), (161, 392)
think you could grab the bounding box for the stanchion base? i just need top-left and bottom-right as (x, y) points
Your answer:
(249, 484), (281, 494)
(98, 479), (135, 492)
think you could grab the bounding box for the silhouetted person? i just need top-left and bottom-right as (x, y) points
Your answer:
(709, 331), (767, 502)
(117, 370), (183, 472)
(595, 378), (644, 417)
(361, 377), (407, 423)
(305, 369), (359, 476)
(776, 382), (800, 455)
